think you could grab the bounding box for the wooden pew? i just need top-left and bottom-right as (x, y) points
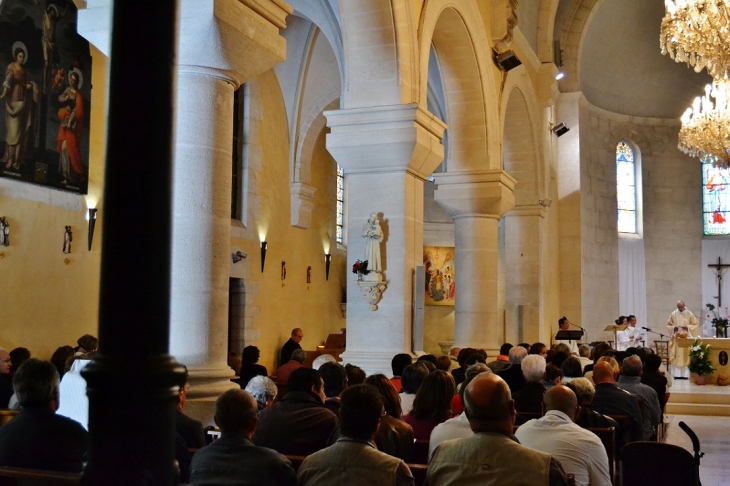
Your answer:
(411, 440), (430, 465)
(0, 466), (80, 486)
(0, 410), (18, 428)
(407, 463), (427, 486)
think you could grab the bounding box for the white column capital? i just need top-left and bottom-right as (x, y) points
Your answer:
(77, 0), (292, 87)
(324, 104), (446, 180)
(434, 170), (516, 218)
(506, 203), (547, 218)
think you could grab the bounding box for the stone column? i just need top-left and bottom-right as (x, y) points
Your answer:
(503, 205), (547, 344)
(325, 105), (446, 375)
(76, 0), (292, 427)
(170, 0), (291, 423)
(434, 170), (515, 354)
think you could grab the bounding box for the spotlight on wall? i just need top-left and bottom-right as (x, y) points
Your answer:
(87, 208), (97, 251)
(551, 122), (570, 137)
(494, 50), (522, 71)
(260, 241), (268, 272)
(325, 253), (332, 281)
(539, 198), (553, 208)
(232, 251), (247, 264)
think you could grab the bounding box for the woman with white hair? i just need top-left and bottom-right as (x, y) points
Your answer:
(244, 375), (278, 412)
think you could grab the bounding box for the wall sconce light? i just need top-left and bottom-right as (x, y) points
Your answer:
(260, 241), (267, 272)
(325, 253), (332, 280)
(539, 198), (553, 208)
(232, 251), (247, 264)
(87, 208), (97, 251)
(550, 122), (570, 137)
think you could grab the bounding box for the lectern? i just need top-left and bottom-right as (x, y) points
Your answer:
(604, 324), (628, 349)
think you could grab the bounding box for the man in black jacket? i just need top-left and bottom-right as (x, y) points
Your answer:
(253, 367), (338, 456)
(0, 359), (88, 472)
(280, 328), (304, 365)
(175, 366), (207, 449)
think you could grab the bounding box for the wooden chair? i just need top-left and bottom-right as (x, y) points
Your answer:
(654, 341), (670, 373)
(588, 427), (616, 486)
(607, 414), (633, 446)
(620, 442), (699, 486)
(411, 439), (430, 465)
(0, 410), (18, 428)
(284, 455), (307, 473)
(0, 466), (80, 486)
(407, 464), (428, 486)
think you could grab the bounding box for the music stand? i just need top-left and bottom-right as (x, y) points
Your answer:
(604, 324), (628, 349)
(555, 330), (583, 341)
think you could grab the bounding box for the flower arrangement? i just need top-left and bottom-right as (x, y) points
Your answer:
(352, 260), (370, 278)
(706, 303), (728, 338)
(688, 339), (716, 376)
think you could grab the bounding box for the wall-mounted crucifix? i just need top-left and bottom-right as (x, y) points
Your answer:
(708, 257), (730, 306)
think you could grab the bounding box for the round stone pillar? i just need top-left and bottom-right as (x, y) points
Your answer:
(169, 68), (237, 399)
(434, 170), (516, 356)
(453, 214), (501, 350)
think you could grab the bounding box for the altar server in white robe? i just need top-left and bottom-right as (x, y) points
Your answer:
(667, 301), (699, 379)
(617, 315), (645, 351)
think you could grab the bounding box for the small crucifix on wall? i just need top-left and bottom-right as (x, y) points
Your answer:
(708, 257), (730, 306)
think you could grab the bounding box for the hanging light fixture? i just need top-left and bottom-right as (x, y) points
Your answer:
(678, 79), (730, 164)
(660, 0), (730, 80)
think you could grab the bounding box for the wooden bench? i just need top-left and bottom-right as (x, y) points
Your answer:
(0, 466), (80, 486)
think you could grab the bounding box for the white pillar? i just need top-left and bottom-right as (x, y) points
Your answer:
(168, 0), (292, 423)
(325, 105), (446, 375)
(434, 170), (515, 356)
(169, 70), (237, 397)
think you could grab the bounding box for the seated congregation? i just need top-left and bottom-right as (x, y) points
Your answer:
(0, 336), (672, 485)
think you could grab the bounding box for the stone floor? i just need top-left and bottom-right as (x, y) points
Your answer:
(664, 414), (730, 486)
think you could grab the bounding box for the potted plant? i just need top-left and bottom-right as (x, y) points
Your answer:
(706, 303), (728, 338)
(688, 339), (716, 385)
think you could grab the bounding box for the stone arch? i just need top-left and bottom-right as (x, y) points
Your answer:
(291, 96), (340, 229)
(337, 0), (418, 108)
(557, 0), (604, 92)
(418, 0), (500, 171)
(536, 0), (560, 63)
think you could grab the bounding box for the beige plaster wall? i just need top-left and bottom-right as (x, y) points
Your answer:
(0, 46), (107, 360)
(230, 70), (346, 373)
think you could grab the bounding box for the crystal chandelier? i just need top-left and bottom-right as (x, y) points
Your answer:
(678, 79), (730, 163)
(660, 0), (730, 80)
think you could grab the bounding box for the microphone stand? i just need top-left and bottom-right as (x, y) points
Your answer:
(642, 327), (669, 340)
(567, 318), (588, 343)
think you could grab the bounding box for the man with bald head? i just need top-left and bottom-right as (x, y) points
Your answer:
(516, 386), (611, 486)
(591, 361), (642, 443)
(427, 373), (569, 486)
(280, 328), (304, 365)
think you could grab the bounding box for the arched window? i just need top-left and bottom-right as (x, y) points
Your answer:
(702, 158), (730, 235)
(336, 165), (344, 244)
(616, 141), (637, 234)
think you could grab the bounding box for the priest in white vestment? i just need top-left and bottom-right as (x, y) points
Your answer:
(617, 315), (646, 351)
(667, 301), (699, 379)
(554, 317), (580, 355)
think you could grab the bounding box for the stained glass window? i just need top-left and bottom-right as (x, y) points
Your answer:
(617, 141), (637, 234)
(336, 165), (344, 244)
(703, 158), (730, 235)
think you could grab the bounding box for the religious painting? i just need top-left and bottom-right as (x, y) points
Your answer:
(703, 159), (730, 235)
(424, 246), (455, 306)
(0, 0), (92, 194)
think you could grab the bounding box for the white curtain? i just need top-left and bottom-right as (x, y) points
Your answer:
(701, 240), (730, 336)
(618, 236), (648, 334)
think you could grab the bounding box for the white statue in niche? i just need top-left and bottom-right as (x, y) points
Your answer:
(361, 213), (383, 273)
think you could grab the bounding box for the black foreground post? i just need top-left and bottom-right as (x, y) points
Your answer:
(81, 1), (184, 484)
